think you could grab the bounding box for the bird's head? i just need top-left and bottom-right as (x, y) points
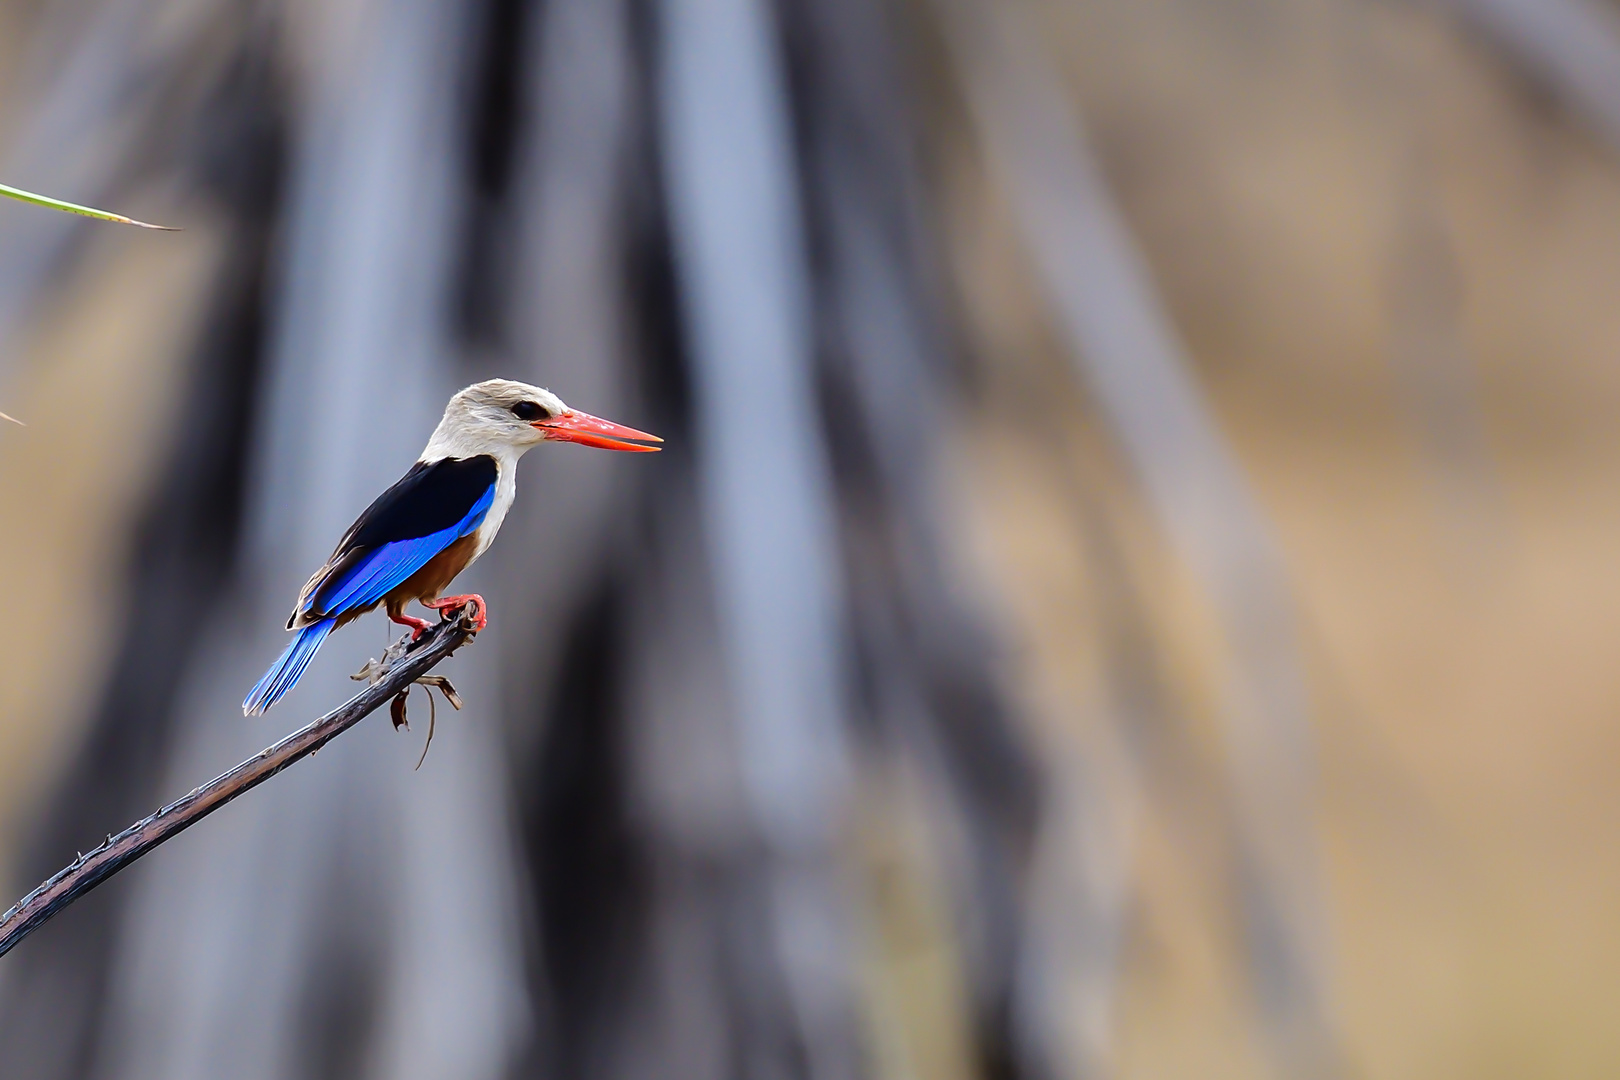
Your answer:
(425, 379), (662, 460)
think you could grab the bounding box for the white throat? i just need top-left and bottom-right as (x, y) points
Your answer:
(418, 426), (531, 562)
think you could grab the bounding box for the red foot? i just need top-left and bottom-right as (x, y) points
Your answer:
(424, 594), (488, 631)
(389, 609), (433, 641)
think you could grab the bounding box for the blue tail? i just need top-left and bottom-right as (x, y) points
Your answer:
(243, 618), (336, 715)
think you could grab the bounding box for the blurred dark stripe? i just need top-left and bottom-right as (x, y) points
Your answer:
(778, 0), (1044, 1075)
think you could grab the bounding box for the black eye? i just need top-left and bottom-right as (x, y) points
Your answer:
(511, 401), (549, 421)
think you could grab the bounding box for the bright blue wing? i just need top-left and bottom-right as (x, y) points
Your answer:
(304, 482), (495, 620)
(246, 465), (497, 714)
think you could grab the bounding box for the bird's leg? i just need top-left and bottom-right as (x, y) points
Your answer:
(423, 594), (487, 631)
(387, 607), (432, 641)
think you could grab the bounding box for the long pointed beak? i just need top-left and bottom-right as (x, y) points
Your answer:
(535, 409), (663, 452)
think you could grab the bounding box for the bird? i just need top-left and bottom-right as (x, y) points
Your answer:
(243, 379), (660, 715)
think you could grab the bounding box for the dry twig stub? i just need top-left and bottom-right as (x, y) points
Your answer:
(0, 610), (478, 960)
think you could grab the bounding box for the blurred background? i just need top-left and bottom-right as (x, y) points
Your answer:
(0, 0), (1616, 1076)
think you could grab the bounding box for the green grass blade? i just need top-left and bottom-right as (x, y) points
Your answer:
(0, 182), (177, 230)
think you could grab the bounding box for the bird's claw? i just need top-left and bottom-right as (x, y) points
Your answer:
(424, 594), (487, 632)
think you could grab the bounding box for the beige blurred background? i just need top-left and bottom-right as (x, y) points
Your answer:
(945, 1), (1620, 1075)
(2, 0), (1619, 1078)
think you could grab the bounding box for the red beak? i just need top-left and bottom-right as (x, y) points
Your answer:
(534, 409), (663, 452)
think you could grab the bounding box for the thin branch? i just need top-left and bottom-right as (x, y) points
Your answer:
(0, 610), (479, 960)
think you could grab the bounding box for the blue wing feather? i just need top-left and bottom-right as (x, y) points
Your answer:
(306, 483), (494, 619)
(245, 478), (495, 714)
(317, 525), (463, 614)
(243, 618), (335, 715)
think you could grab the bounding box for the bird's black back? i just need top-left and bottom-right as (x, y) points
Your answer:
(336, 454), (499, 552)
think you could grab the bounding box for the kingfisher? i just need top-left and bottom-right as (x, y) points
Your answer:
(243, 379), (661, 715)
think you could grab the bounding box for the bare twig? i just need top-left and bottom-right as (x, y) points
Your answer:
(0, 610), (479, 960)
(408, 675), (463, 770)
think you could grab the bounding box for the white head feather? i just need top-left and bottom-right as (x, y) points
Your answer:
(420, 379), (568, 465)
